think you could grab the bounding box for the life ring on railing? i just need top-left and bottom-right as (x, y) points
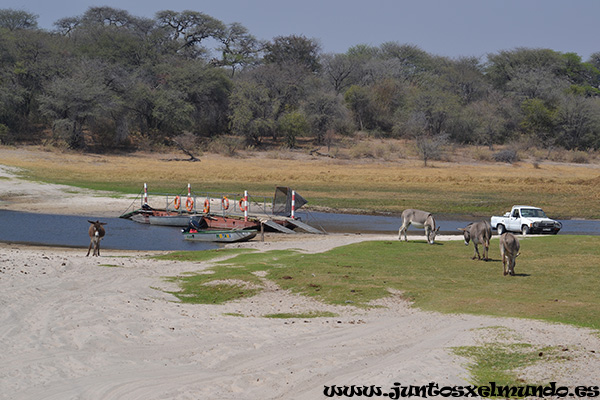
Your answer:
(239, 198), (248, 212)
(173, 196), (181, 210)
(203, 199), (210, 213)
(185, 197), (194, 212)
(222, 196), (230, 210)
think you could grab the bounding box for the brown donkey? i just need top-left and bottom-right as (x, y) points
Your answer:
(86, 220), (107, 257)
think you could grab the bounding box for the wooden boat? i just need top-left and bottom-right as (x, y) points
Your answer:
(182, 229), (257, 243)
(190, 215), (261, 230)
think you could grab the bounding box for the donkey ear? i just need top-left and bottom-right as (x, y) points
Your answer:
(457, 228), (465, 232)
(436, 227), (440, 232)
(88, 220), (95, 224)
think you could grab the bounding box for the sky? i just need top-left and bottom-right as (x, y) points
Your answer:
(5, 0), (600, 61)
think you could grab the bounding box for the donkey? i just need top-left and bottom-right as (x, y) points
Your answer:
(398, 209), (440, 244)
(499, 232), (520, 276)
(458, 220), (492, 261)
(86, 220), (107, 257)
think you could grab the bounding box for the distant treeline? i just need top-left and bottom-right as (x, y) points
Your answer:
(1, 7), (600, 151)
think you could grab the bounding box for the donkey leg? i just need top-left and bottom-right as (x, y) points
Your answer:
(86, 241), (93, 257)
(473, 244), (481, 260)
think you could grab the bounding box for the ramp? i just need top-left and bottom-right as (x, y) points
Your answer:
(287, 219), (324, 234)
(262, 219), (297, 234)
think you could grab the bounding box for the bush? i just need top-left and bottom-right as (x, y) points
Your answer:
(568, 151), (590, 164)
(493, 149), (519, 164)
(207, 135), (244, 156)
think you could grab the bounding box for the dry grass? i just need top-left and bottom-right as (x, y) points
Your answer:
(1, 145), (599, 218)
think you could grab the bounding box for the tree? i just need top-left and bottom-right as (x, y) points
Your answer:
(228, 80), (275, 146)
(485, 48), (564, 89)
(320, 53), (358, 94)
(278, 110), (308, 148)
(155, 10), (225, 59)
(344, 85), (373, 131)
(415, 133), (448, 167)
(216, 22), (262, 77)
(263, 34), (321, 72)
(520, 98), (557, 145)
(555, 94), (600, 149)
(0, 9), (38, 31)
(304, 91), (346, 144)
(39, 60), (116, 148)
(440, 56), (488, 104)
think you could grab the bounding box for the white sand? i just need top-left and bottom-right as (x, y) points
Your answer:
(1, 164), (599, 399)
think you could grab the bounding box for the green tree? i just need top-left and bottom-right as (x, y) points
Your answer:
(229, 80), (275, 146)
(216, 22), (262, 77)
(344, 85), (373, 131)
(263, 34), (321, 72)
(278, 110), (308, 148)
(520, 98), (557, 144)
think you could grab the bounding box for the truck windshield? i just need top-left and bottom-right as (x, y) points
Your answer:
(520, 208), (548, 218)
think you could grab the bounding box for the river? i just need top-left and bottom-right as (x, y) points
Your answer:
(0, 210), (599, 251)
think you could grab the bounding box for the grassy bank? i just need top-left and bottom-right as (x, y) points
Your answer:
(161, 235), (600, 329)
(1, 146), (599, 218)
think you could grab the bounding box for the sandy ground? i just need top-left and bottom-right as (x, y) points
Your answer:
(1, 165), (600, 399)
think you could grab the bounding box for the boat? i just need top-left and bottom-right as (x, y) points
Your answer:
(148, 214), (195, 227)
(182, 229), (257, 243)
(189, 214), (261, 230)
(120, 204), (196, 226)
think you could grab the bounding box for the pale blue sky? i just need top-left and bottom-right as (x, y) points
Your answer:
(6, 0), (600, 61)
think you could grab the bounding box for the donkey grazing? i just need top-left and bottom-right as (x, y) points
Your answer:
(499, 232), (520, 276)
(398, 209), (440, 244)
(86, 220), (106, 257)
(458, 220), (492, 261)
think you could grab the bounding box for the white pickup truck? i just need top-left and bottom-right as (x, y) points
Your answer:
(490, 205), (562, 235)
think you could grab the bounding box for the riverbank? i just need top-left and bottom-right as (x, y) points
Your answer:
(2, 240), (600, 399)
(2, 157), (600, 399)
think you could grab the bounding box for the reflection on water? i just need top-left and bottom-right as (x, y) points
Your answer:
(0, 209), (598, 251)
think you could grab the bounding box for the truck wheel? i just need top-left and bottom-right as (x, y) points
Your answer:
(497, 224), (505, 235)
(521, 225), (530, 235)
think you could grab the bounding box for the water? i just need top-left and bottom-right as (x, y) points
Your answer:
(0, 210), (599, 251)
(0, 210), (218, 251)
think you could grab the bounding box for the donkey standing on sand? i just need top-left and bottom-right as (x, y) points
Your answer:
(86, 220), (106, 257)
(398, 209), (440, 244)
(458, 220), (492, 261)
(499, 232), (520, 276)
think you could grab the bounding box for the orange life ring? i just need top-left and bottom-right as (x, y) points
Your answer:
(185, 197), (194, 212)
(203, 199), (210, 213)
(222, 196), (230, 210)
(173, 195), (181, 210)
(239, 198), (247, 212)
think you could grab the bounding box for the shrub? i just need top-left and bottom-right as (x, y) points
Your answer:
(493, 149), (519, 164)
(568, 151), (589, 164)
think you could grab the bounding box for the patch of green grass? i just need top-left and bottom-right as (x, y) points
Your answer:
(264, 311), (337, 319)
(162, 235), (600, 329)
(453, 343), (560, 390)
(223, 312), (246, 317)
(166, 282), (260, 304)
(99, 264), (122, 268)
